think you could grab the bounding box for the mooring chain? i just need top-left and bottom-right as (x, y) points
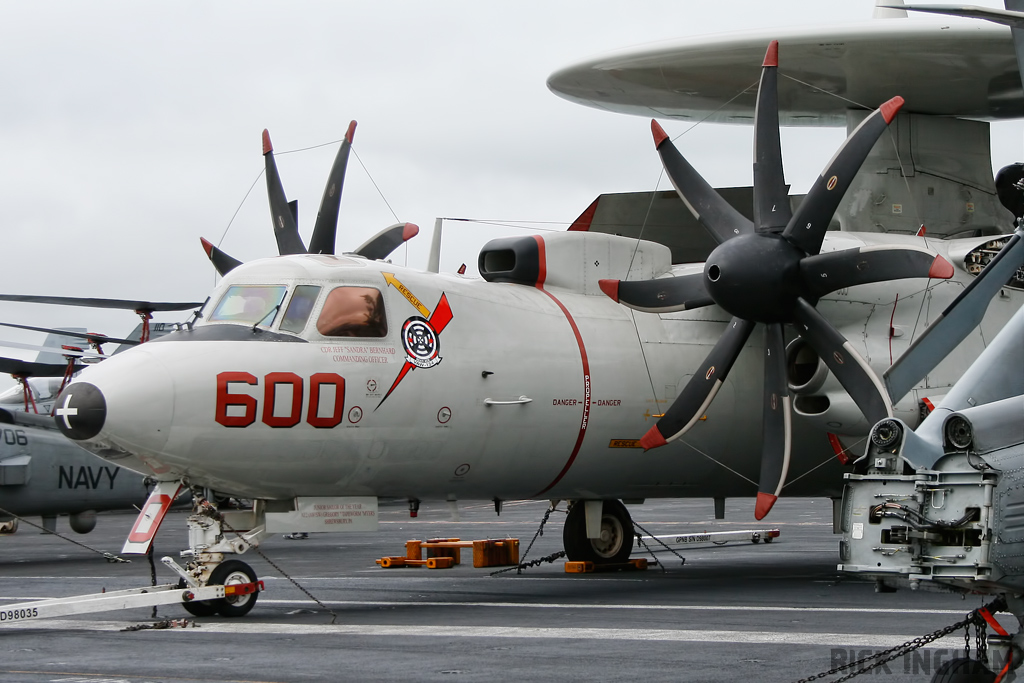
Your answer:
(0, 505), (130, 563)
(121, 618), (198, 632)
(793, 597), (1007, 682)
(633, 532), (666, 573)
(631, 520), (686, 571)
(490, 503), (565, 576)
(976, 615), (989, 664)
(214, 508), (338, 625)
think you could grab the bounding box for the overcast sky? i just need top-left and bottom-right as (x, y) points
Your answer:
(0, 1), (1020, 391)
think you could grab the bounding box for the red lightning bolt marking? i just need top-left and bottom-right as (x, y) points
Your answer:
(376, 293), (453, 410)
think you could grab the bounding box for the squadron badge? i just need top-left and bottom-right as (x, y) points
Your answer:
(402, 316), (442, 369)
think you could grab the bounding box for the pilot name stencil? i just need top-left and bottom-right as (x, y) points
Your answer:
(321, 345), (396, 364)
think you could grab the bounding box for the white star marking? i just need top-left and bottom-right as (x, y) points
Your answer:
(55, 392), (78, 429)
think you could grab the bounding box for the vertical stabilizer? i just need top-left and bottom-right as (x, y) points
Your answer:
(36, 328), (87, 366)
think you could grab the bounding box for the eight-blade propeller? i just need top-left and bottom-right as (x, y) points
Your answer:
(599, 41), (954, 519)
(203, 122), (418, 275)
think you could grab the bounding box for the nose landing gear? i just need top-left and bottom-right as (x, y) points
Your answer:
(165, 493), (268, 618)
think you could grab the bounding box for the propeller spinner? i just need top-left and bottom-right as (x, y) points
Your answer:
(599, 41), (954, 519)
(203, 122), (418, 275)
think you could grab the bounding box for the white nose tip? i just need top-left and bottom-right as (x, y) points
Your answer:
(64, 346), (174, 457)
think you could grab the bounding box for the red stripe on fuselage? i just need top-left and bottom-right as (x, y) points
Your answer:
(533, 235), (547, 288)
(533, 236), (591, 496)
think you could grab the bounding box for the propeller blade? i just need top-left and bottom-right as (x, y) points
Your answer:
(799, 245), (954, 299)
(651, 120), (753, 244)
(782, 97), (904, 256)
(262, 129), (307, 256)
(352, 223), (420, 261)
(792, 297), (893, 426)
(756, 323), (792, 520)
(753, 41), (792, 233)
(0, 356), (83, 378)
(0, 322), (138, 346)
(885, 229), (1024, 403)
(308, 121), (357, 255)
(598, 273), (713, 313)
(641, 317), (755, 449)
(0, 295), (203, 312)
(200, 237), (244, 276)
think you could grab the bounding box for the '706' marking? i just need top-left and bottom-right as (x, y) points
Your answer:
(216, 372), (346, 429)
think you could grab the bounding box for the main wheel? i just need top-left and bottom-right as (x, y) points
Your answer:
(931, 658), (996, 683)
(562, 500), (634, 564)
(209, 560), (259, 617)
(178, 578), (219, 617)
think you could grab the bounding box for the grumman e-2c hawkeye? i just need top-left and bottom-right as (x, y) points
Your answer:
(45, 20), (1024, 617)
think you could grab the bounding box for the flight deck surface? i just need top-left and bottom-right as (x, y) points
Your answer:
(0, 498), (1001, 682)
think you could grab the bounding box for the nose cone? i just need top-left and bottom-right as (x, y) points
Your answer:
(54, 382), (106, 440)
(55, 346), (174, 458)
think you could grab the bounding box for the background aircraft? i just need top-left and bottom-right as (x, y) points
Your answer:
(0, 328), (179, 535)
(0, 409), (149, 536)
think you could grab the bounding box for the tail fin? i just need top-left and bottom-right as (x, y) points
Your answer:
(35, 328), (87, 365)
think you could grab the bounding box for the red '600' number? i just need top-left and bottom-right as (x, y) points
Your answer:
(215, 371), (345, 429)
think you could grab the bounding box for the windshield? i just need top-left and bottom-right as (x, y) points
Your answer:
(280, 285), (321, 334)
(208, 285), (287, 326)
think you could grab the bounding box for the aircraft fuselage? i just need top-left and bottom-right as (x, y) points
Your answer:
(57, 231), (1022, 506)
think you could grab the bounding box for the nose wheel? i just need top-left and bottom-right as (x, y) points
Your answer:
(562, 499), (634, 564)
(208, 560), (260, 617)
(178, 559), (260, 618)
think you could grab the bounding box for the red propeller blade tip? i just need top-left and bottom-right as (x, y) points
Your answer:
(402, 223), (419, 241)
(598, 279), (620, 302)
(651, 120), (669, 148)
(880, 96), (905, 125)
(199, 237), (215, 259)
(346, 120), (357, 144)
(262, 129), (273, 155)
(928, 255), (954, 280)
(640, 425), (668, 450)
(763, 40), (779, 67)
(754, 492), (778, 520)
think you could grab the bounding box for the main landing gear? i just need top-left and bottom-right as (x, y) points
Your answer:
(562, 499), (634, 564)
(166, 493), (267, 618)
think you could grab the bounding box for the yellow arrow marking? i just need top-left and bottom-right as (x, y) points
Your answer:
(383, 272), (431, 318)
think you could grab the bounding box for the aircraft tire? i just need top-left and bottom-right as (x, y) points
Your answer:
(562, 499), (634, 564)
(209, 560), (259, 618)
(178, 579), (220, 617)
(930, 658), (996, 683)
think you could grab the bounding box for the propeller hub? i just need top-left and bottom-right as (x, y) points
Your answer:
(704, 233), (803, 324)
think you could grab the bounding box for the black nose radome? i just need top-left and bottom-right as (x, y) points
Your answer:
(54, 383), (106, 441)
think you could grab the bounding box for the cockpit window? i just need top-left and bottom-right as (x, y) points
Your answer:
(316, 286), (387, 337)
(208, 285), (287, 326)
(280, 285), (321, 334)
